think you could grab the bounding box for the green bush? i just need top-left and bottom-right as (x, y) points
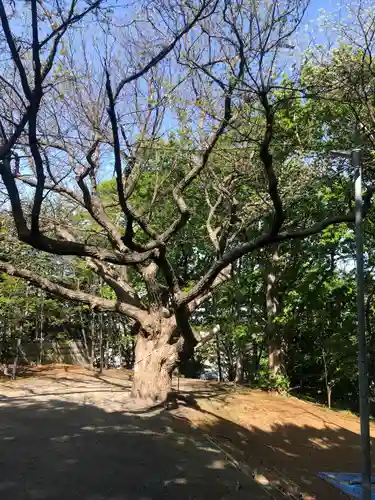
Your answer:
(254, 371), (290, 393)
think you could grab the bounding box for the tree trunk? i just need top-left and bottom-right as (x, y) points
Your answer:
(39, 332), (44, 365)
(90, 311), (95, 369)
(327, 386), (332, 409)
(251, 342), (259, 379)
(322, 347), (332, 408)
(12, 338), (21, 380)
(268, 339), (282, 376)
(99, 312), (104, 374)
(131, 333), (178, 403)
(79, 308), (90, 363)
(215, 327), (223, 382)
(39, 291), (44, 365)
(265, 250), (283, 375)
(235, 352), (244, 384)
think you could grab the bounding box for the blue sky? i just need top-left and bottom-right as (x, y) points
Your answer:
(308, 0), (335, 18)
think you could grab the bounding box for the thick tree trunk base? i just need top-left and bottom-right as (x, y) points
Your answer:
(131, 335), (177, 404)
(131, 360), (172, 404)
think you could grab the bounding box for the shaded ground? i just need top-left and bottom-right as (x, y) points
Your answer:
(0, 366), (269, 500)
(1, 365), (375, 499)
(175, 380), (375, 500)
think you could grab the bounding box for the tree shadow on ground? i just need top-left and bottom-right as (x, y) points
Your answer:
(0, 395), (269, 500)
(1, 383), (373, 500)
(174, 379), (234, 400)
(174, 393), (375, 500)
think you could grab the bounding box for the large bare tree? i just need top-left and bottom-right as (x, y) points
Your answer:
(0, 0), (374, 402)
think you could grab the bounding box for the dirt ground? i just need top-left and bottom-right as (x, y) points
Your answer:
(1, 365), (374, 499)
(0, 365), (269, 500)
(174, 380), (375, 500)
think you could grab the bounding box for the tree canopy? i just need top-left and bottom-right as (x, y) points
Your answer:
(1, 0), (375, 404)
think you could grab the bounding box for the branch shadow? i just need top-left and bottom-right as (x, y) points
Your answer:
(0, 389), (124, 402)
(174, 379), (234, 400)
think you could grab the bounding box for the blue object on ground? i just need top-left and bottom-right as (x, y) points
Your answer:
(318, 472), (375, 498)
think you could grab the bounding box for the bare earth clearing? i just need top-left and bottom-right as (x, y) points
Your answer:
(1, 366), (374, 499)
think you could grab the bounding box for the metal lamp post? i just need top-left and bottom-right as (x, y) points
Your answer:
(354, 147), (372, 500)
(331, 146), (371, 500)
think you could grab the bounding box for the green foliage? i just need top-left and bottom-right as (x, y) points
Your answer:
(3, 9), (375, 414)
(254, 370), (291, 394)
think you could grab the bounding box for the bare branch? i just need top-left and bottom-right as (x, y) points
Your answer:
(205, 187), (222, 251)
(39, 0), (103, 49)
(16, 175), (85, 208)
(0, 1), (31, 100)
(24, 232), (154, 265)
(178, 184), (375, 308)
(188, 265), (232, 313)
(114, 0), (219, 101)
(160, 87), (236, 244)
(0, 259), (152, 329)
(259, 90), (284, 234)
(53, 222), (144, 308)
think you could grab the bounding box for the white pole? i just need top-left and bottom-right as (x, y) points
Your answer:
(353, 148), (372, 500)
